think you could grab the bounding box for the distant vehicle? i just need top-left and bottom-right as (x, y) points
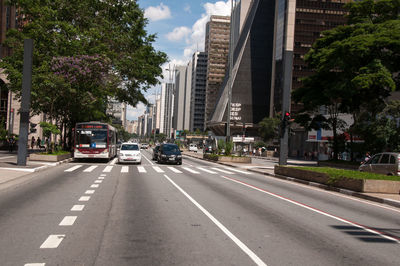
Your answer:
(74, 122), (117, 160)
(118, 143), (141, 164)
(189, 143), (198, 152)
(152, 145), (160, 160)
(359, 152), (400, 176)
(157, 143), (182, 165)
(141, 143), (149, 149)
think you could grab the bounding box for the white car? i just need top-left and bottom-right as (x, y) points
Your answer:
(189, 144), (198, 152)
(118, 143), (141, 164)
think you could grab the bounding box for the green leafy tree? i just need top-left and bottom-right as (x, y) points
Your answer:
(258, 116), (280, 143)
(225, 141), (234, 156)
(40, 122), (61, 152)
(217, 139), (225, 155)
(292, 0), (399, 159)
(1, 0), (167, 147)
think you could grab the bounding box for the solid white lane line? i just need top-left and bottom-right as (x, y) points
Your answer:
(0, 156), (15, 160)
(142, 153), (154, 165)
(121, 166), (129, 173)
(71, 205), (85, 211)
(59, 216), (77, 226)
(219, 175), (400, 244)
(163, 174), (267, 266)
(24, 263), (45, 266)
(197, 167), (217, 174)
(152, 166), (165, 173)
(212, 168), (233, 174)
(64, 165), (82, 172)
(224, 167), (250, 175)
(79, 196), (91, 201)
(182, 167), (200, 174)
(110, 158), (118, 165)
(85, 190), (95, 194)
(94, 180), (103, 183)
(103, 166), (113, 172)
(167, 167), (182, 173)
(91, 184), (99, 188)
(83, 165), (97, 172)
(40, 235), (65, 249)
(138, 166), (146, 173)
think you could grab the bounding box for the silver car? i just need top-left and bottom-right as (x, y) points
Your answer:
(359, 152), (400, 176)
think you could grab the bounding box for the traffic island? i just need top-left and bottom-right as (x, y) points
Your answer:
(274, 165), (400, 193)
(203, 153), (251, 163)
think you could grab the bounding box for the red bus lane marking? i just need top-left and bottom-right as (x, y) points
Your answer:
(219, 175), (400, 244)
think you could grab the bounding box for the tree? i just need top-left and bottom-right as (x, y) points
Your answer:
(1, 0), (167, 147)
(292, 0), (399, 159)
(258, 117), (280, 143)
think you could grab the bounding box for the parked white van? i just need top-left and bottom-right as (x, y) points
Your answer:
(189, 144), (198, 152)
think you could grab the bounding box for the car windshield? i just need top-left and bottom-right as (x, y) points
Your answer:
(76, 129), (107, 148)
(163, 145), (179, 152)
(121, 144), (139, 151)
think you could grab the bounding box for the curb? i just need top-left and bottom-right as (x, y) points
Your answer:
(30, 157), (74, 173)
(184, 153), (400, 209)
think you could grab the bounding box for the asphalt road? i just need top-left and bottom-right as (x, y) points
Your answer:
(0, 150), (399, 266)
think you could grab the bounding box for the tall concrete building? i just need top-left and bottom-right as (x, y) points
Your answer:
(107, 99), (127, 127)
(172, 66), (189, 131)
(204, 15), (231, 127)
(190, 52), (208, 132)
(160, 83), (174, 138)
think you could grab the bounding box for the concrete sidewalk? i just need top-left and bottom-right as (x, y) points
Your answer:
(183, 151), (400, 209)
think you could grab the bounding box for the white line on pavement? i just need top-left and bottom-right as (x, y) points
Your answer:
(71, 205), (85, 211)
(103, 166), (113, 172)
(110, 158), (118, 165)
(79, 196), (90, 201)
(94, 180), (103, 184)
(24, 263), (45, 266)
(65, 165), (82, 172)
(142, 153), (154, 165)
(91, 184), (99, 188)
(163, 174), (267, 266)
(121, 166), (129, 173)
(0, 156), (16, 160)
(98, 176), (105, 180)
(212, 168), (233, 174)
(83, 166), (98, 172)
(138, 166), (146, 173)
(197, 167), (217, 174)
(40, 235), (65, 249)
(167, 167), (182, 173)
(223, 167), (250, 175)
(100, 174), (106, 176)
(85, 190), (95, 194)
(59, 216), (77, 226)
(152, 166), (165, 173)
(182, 167), (200, 174)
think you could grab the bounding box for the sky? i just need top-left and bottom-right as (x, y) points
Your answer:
(126, 0), (232, 121)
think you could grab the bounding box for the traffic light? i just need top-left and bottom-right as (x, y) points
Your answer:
(30, 123), (37, 133)
(284, 112), (291, 121)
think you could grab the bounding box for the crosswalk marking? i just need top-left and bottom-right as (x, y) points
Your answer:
(138, 166), (146, 173)
(121, 166), (129, 173)
(65, 165), (82, 172)
(212, 168), (233, 174)
(40, 235), (65, 249)
(152, 166), (165, 173)
(103, 166), (113, 172)
(167, 167), (182, 173)
(223, 167), (250, 175)
(83, 166), (97, 172)
(197, 167), (217, 174)
(182, 167), (200, 174)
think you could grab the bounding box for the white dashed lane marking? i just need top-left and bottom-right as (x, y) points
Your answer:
(197, 167), (217, 174)
(212, 168), (233, 174)
(79, 196), (91, 201)
(71, 205), (85, 211)
(223, 167), (250, 175)
(91, 184), (99, 188)
(24, 263), (45, 266)
(85, 190), (95, 194)
(167, 167), (182, 173)
(40, 235), (65, 249)
(64, 165), (82, 172)
(59, 216), (77, 226)
(83, 166), (97, 172)
(94, 180), (103, 184)
(182, 167), (200, 174)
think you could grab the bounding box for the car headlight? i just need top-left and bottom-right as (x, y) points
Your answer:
(161, 154), (167, 158)
(177, 155), (182, 158)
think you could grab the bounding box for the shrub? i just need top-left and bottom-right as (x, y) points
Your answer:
(225, 141), (233, 156)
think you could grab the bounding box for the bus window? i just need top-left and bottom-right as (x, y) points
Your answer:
(76, 130), (107, 148)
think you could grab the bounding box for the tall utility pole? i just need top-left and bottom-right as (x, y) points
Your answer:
(226, 0), (236, 142)
(17, 39), (34, 166)
(279, 0), (297, 166)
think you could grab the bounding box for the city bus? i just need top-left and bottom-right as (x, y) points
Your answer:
(73, 122), (117, 160)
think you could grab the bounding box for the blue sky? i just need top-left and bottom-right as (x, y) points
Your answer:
(126, 0), (232, 121)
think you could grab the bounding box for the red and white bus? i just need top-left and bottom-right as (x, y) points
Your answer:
(74, 122), (117, 160)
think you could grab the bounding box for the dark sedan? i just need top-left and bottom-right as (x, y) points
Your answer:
(157, 143), (182, 165)
(152, 145), (160, 160)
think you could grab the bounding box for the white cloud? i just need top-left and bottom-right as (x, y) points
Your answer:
(184, 4), (191, 13)
(126, 103), (146, 121)
(166, 26), (191, 42)
(144, 3), (172, 22)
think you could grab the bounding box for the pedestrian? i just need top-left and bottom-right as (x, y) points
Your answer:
(362, 152), (371, 164)
(253, 148), (256, 156)
(8, 135), (15, 153)
(36, 137), (41, 149)
(31, 136), (36, 149)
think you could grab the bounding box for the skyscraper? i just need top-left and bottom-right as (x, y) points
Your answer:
(160, 83), (174, 138)
(204, 15), (231, 127)
(190, 52), (208, 132)
(172, 66), (188, 131)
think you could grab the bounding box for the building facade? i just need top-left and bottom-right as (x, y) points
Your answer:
(190, 52), (208, 132)
(172, 66), (188, 131)
(160, 83), (174, 138)
(204, 15), (231, 126)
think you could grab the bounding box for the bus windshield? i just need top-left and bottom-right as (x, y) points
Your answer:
(76, 129), (107, 148)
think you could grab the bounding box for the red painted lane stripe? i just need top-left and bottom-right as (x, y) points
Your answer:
(220, 175), (400, 244)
